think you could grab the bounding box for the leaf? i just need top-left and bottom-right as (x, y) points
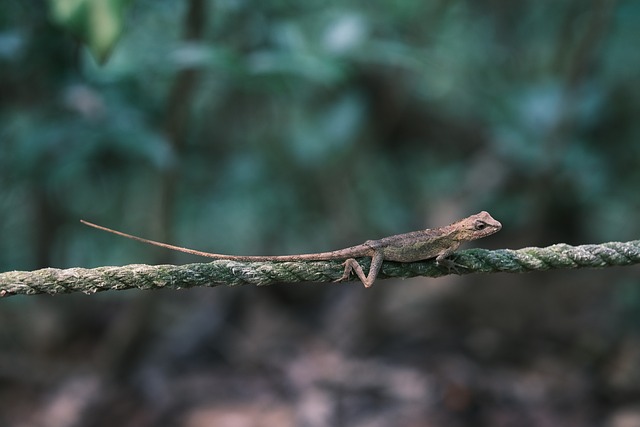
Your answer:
(48, 0), (132, 64)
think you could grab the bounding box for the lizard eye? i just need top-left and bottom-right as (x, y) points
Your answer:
(474, 221), (487, 231)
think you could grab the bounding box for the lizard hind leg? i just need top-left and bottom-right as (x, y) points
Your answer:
(336, 251), (384, 288)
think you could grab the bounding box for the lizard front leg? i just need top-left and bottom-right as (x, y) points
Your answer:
(337, 251), (384, 288)
(435, 244), (464, 271)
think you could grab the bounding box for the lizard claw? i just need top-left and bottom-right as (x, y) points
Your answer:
(437, 256), (466, 274)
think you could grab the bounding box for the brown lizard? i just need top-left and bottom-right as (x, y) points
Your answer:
(80, 211), (501, 288)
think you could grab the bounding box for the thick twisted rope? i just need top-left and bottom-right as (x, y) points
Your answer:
(1, 240), (639, 298)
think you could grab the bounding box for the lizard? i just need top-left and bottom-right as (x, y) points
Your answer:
(80, 211), (502, 288)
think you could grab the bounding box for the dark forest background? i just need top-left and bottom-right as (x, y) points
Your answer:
(1, 1), (640, 426)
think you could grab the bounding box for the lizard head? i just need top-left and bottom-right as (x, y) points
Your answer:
(457, 211), (502, 240)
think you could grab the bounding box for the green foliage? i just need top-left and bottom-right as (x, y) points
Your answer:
(1, 0), (640, 270)
(48, 0), (132, 63)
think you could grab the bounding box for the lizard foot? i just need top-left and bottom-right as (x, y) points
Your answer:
(334, 260), (354, 283)
(334, 258), (379, 288)
(437, 257), (466, 274)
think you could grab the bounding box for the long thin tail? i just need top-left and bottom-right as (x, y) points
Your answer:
(80, 220), (362, 261)
(80, 220), (228, 259)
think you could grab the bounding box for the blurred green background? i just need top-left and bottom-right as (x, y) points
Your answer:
(2, 0), (640, 426)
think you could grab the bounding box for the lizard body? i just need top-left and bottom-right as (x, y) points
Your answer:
(81, 211), (501, 288)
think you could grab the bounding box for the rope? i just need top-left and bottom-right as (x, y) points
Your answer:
(1, 240), (639, 298)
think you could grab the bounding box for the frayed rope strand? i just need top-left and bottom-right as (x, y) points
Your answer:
(1, 240), (639, 297)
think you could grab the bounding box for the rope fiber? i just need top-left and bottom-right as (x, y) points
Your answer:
(1, 240), (639, 297)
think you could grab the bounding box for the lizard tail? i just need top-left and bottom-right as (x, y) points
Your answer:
(80, 220), (364, 262)
(81, 220), (233, 259)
